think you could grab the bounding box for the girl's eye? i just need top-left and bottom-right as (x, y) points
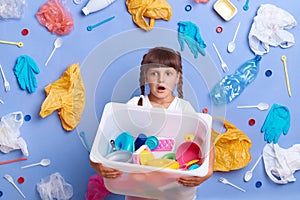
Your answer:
(150, 71), (158, 76)
(166, 71), (173, 76)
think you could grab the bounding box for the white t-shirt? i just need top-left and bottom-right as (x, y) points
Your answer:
(127, 95), (196, 113)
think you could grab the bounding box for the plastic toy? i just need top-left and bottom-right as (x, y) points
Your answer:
(176, 141), (202, 169)
(115, 132), (134, 152)
(106, 139), (133, 163)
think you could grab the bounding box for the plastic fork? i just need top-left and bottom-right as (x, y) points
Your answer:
(219, 177), (246, 192)
(0, 64), (10, 92)
(212, 43), (229, 73)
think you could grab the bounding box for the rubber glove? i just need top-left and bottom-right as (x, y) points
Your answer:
(178, 21), (206, 58)
(14, 55), (40, 93)
(39, 63), (86, 131)
(261, 104), (290, 143)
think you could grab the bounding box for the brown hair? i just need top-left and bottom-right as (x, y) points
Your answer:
(138, 47), (183, 104)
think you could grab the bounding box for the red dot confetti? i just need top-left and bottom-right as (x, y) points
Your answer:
(21, 29), (29, 36)
(248, 118), (256, 126)
(18, 176), (25, 184)
(216, 26), (223, 33)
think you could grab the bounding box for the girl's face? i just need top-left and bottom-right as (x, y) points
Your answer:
(145, 67), (180, 100)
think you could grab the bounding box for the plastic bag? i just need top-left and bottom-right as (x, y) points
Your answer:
(212, 118), (252, 172)
(37, 172), (73, 200)
(210, 55), (262, 104)
(0, 0), (26, 19)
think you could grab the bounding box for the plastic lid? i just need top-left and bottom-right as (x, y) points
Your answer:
(82, 7), (90, 15)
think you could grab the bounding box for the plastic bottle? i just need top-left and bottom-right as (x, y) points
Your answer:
(82, 0), (116, 16)
(210, 55), (262, 104)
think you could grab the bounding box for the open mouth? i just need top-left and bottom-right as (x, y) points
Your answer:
(157, 86), (166, 91)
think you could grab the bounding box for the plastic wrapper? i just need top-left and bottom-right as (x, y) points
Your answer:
(212, 118), (252, 172)
(0, 0), (26, 19)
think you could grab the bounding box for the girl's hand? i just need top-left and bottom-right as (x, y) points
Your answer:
(177, 176), (208, 187)
(90, 160), (122, 179)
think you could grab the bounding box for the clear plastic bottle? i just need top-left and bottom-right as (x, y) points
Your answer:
(82, 0), (116, 15)
(211, 55), (262, 104)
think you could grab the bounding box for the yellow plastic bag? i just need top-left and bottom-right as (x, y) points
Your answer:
(39, 63), (85, 131)
(212, 118), (252, 172)
(126, 0), (172, 31)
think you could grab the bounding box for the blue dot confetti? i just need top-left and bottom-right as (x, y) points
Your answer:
(24, 114), (31, 121)
(265, 70), (272, 77)
(185, 5), (192, 12)
(255, 181), (262, 188)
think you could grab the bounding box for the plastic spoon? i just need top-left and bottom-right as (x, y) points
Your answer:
(244, 154), (262, 182)
(4, 174), (26, 198)
(45, 37), (63, 66)
(236, 102), (269, 111)
(227, 22), (240, 53)
(21, 158), (51, 169)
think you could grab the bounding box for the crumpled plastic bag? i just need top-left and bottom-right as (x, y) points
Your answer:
(39, 63), (86, 131)
(0, 0), (26, 19)
(263, 143), (300, 184)
(37, 172), (73, 200)
(36, 0), (74, 35)
(0, 111), (28, 156)
(248, 4), (297, 55)
(212, 118), (252, 172)
(86, 174), (111, 200)
(126, 0), (172, 31)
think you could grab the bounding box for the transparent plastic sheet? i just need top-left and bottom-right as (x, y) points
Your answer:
(36, 172), (73, 200)
(0, 0), (26, 19)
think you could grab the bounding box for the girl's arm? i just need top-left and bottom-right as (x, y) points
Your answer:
(90, 160), (122, 179)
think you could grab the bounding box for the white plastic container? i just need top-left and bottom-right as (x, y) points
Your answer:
(90, 102), (212, 199)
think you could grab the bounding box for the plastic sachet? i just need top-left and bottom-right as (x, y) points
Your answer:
(210, 55), (262, 104)
(248, 4), (297, 55)
(0, 111), (28, 156)
(37, 172), (73, 200)
(211, 118), (252, 172)
(126, 0), (172, 31)
(263, 143), (300, 184)
(0, 0), (26, 19)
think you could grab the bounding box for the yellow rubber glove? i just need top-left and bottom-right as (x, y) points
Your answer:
(211, 118), (252, 172)
(126, 0), (172, 31)
(39, 63), (85, 131)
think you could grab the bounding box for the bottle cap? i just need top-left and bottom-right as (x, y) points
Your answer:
(82, 7), (90, 15)
(145, 136), (159, 150)
(134, 133), (147, 150)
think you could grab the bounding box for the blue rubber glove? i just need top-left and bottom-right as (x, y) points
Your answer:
(14, 55), (40, 93)
(261, 104), (290, 143)
(178, 21), (206, 58)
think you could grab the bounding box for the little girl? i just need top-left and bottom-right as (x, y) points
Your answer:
(90, 47), (214, 200)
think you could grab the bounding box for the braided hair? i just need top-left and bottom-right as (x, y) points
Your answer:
(138, 47), (183, 105)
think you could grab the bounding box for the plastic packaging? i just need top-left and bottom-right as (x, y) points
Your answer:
(0, 0), (26, 19)
(210, 55), (262, 104)
(82, 0), (116, 15)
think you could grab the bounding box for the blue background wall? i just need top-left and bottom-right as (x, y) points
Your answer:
(0, 0), (299, 199)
